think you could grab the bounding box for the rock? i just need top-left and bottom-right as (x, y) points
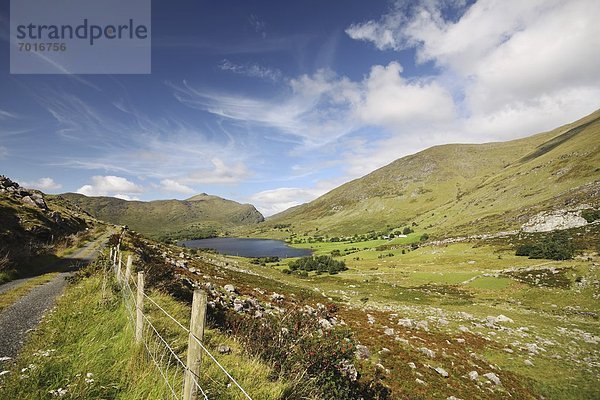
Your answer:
(447, 397), (463, 400)
(468, 371), (479, 381)
(419, 347), (436, 358)
(496, 314), (514, 323)
(367, 314), (376, 324)
(217, 345), (231, 354)
(224, 284), (236, 293)
(484, 372), (501, 385)
(438, 318), (449, 326)
(524, 359), (534, 366)
(356, 345), (371, 360)
(319, 318), (333, 330)
(408, 362), (416, 369)
(384, 327), (395, 336)
(233, 299), (244, 312)
(458, 325), (470, 333)
(415, 378), (426, 385)
(522, 210), (588, 232)
(416, 320), (429, 331)
(270, 292), (284, 301)
(398, 318), (413, 327)
(379, 347), (391, 354)
(432, 366), (449, 378)
(395, 337), (409, 345)
(456, 338), (465, 343)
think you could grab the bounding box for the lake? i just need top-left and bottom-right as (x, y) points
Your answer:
(179, 237), (312, 258)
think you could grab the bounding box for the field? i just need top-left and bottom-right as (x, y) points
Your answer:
(215, 231), (600, 399)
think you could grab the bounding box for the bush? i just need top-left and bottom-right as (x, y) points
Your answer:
(420, 233), (430, 241)
(402, 227), (413, 235)
(581, 209), (600, 223)
(515, 232), (574, 260)
(289, 255), (348, 275)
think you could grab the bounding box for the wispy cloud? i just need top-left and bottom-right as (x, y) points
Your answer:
(218, 59), (283, 82)
(248, 14), (267, 38)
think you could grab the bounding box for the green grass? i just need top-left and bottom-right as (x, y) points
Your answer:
(0, 261), (289, 400)
(223, 237), (599, 399)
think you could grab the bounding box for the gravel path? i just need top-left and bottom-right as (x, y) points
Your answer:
(0, 277), (35, 295)
(0, 272), (71, 360)
(0, 233), (110, 363)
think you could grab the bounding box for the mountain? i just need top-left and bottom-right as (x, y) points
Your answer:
(58, 192), (264, 241)
(261, 110), (600, 237)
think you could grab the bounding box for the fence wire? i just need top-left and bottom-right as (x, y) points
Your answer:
(111, 248), (253, 400)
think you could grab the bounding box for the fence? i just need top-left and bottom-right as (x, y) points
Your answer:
(108, 246), (253, 400)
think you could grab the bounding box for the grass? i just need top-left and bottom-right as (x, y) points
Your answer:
(0, 258), (289, 400)
(215, 236), (599, 399)
(0, 272), (59, 312)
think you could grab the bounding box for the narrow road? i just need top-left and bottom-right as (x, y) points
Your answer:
(0, 233), (110, 362)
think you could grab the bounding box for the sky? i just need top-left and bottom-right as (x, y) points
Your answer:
(1, 0), (599, 216)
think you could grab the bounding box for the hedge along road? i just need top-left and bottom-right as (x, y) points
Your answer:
(0, 232), (111, 364)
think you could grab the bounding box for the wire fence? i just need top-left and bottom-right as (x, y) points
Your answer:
(108, 246), (253, 400)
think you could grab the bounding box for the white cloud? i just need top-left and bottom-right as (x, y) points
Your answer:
(21, 177), (62, 191)
(358, 62), (456, 127)
(250, 187), (324, 216)
(182, 158), (251, 185)
(249, 177), (345, 216)
(338, 0), (600, 175)
(113, 194), (140, 201)
(0, 146), (7, 159)
(159, 179), (196, 195)
(218, 59), (283, 82)
(77, 176), (143, 198)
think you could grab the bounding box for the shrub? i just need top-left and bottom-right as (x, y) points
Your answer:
(402, 227), (413, 235)
(420, 233), (430, 241)
(581, 209), (600, 223)
(515, 232), (574, 260)
(289, 255), (348, 275)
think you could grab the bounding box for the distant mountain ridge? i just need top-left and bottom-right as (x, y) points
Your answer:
(59, 192), (264, 241)
(260, 109), (600, 237)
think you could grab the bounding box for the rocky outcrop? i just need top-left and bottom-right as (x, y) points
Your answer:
(522, 209), (589, 232)
(0, 175), (48, 210)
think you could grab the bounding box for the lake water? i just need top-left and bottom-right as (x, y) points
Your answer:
(179, 237), (312, 258)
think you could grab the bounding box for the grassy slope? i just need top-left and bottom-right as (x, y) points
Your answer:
(0, 260), (288, 399)
(255, 110), (600, 237)
(221, 225), (600, 399)
(0, 189), (93, 282)
(59, 193), (264, 241)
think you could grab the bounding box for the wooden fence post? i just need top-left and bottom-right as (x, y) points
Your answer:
(117, 254), (123, 283)
(183, 290), (207, 400)
(135, 272), (145, 344)
(125, 255), (133, 285)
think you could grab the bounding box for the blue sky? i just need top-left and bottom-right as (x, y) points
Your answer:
(1, 0), (599, 215)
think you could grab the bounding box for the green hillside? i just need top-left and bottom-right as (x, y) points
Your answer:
(0, 175), (92, 280)
(257, 110), (600, 238)
(59, 192), (264, 241)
